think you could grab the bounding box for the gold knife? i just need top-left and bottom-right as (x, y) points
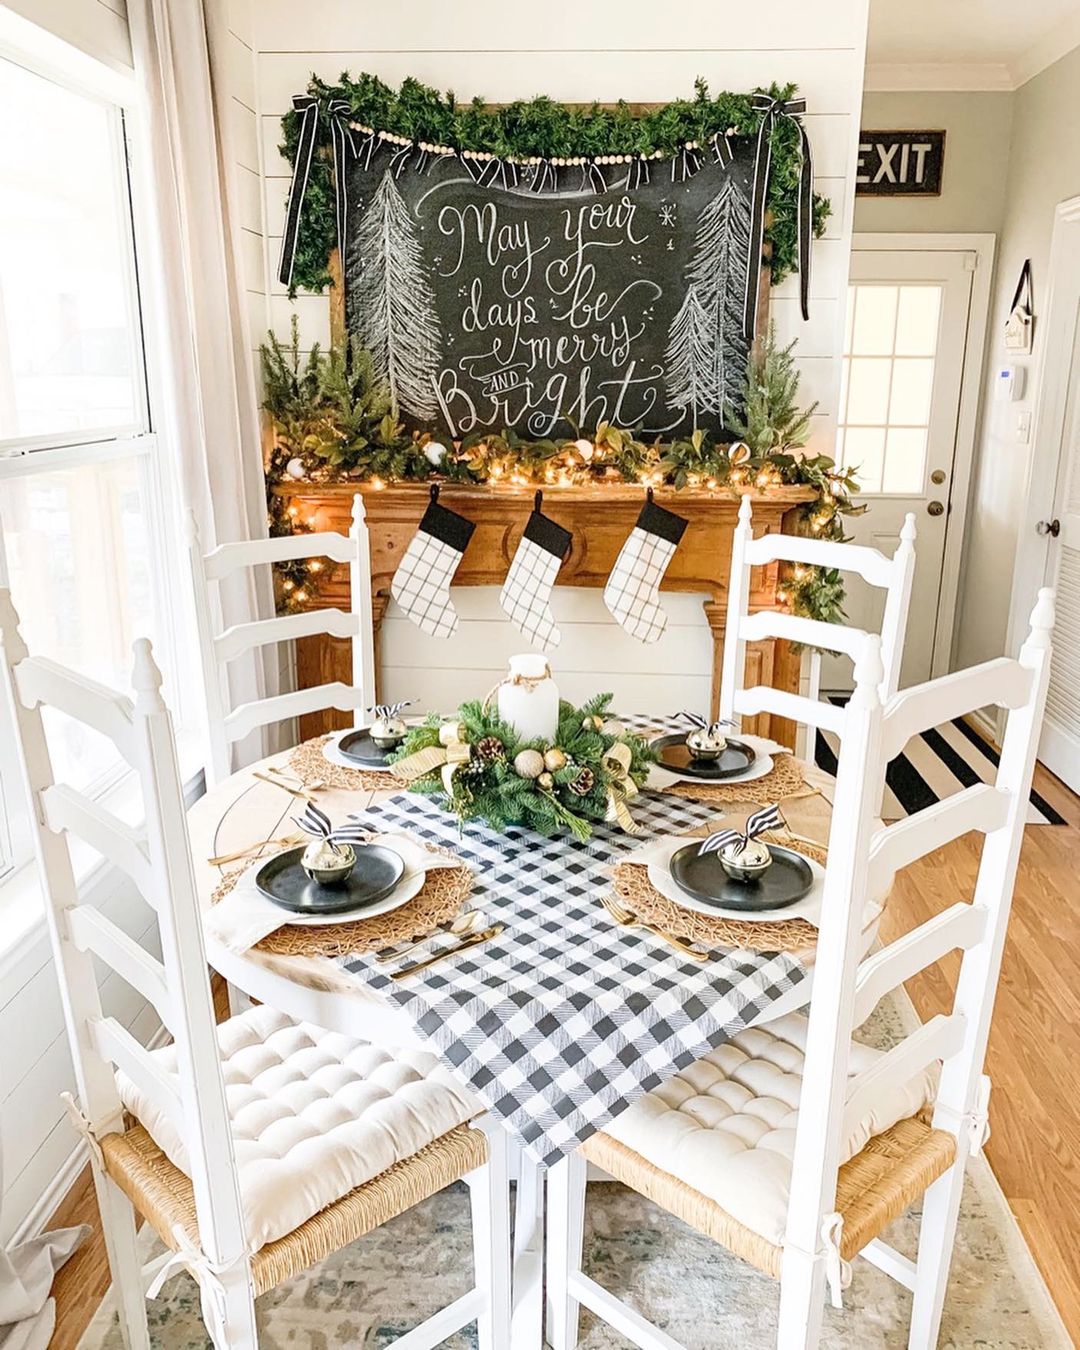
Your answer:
(388, 924), (504, 981)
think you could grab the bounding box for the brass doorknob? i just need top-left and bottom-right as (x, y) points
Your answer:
(930, 469), (946, 485)
(927, 501), (944, 517)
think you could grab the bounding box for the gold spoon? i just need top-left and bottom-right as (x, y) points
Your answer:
(601, 895), (709, 962)
(374, 910), (485, 963)
(208, 832), (304, 866)
(389, 925), (505, 980)
(266, 764), (326, 793)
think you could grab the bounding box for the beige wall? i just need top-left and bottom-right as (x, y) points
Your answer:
(957, 46), (1080, 669)
(856, 91), (1013, 234)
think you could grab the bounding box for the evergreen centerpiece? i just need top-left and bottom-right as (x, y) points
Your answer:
(388, 694), (653, 841)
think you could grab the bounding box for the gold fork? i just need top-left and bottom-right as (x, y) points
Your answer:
(601, 895), (709, 962)
(251, 770), (318, 802)
(389, 924), (504, 980)
(208, 832), (304, 866)
(266, 764), (326, 794)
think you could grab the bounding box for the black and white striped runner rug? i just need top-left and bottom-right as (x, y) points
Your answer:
(814, 707), (1065, 826)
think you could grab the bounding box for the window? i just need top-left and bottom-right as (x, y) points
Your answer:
(0, 54), (191, 884)
(837, 283), (943, 494)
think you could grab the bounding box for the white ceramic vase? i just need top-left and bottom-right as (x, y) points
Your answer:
(497, 654), (559, 744)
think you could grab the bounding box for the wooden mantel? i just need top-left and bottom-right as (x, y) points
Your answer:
(271, 480), (815, 746)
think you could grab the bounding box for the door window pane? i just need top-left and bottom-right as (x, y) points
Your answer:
(838, 282), (943, 496)
(0, 61), (145, 442)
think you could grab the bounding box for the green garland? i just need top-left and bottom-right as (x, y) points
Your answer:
(388, 694), (653, 841)
(280, 74), (831, 296)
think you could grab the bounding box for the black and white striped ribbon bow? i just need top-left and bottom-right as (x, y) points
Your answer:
(744, 93), (814, 339)
(370, 700), (414, 720)
(698, 802), (786, 857)
(293, 802), (370, 849)
(679, 711), (733, 740)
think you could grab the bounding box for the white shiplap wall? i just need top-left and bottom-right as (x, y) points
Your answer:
(242, 0), (869, 712)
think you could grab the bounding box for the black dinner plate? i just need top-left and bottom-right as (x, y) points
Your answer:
(650, 733), (757, 780)
(336, 729), (398, 768)
(668, 842), (814, 912)
(254, 845), (405, 916)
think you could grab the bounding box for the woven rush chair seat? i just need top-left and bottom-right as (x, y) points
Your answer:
(100, 1119), (487, 1296)
(114, 1004), (484, 1252)
(580, 1014), (955, 1276)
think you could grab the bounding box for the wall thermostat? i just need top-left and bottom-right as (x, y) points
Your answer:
(996, 364), (1025, 402)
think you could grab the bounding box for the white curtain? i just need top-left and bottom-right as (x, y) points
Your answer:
(126, 0), (277, 766)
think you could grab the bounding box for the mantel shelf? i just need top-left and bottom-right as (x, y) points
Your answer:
(272, 478), (811, 742)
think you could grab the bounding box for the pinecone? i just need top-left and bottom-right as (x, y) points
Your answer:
(475, 735), (505, 762)
(568, 766), (595, 797)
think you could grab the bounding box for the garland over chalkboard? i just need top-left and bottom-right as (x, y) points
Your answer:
(278, 74), (829, 302)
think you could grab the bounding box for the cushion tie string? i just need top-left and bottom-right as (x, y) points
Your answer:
(60, 1092), (104, 1169)
(820, 1211), (851, 1309)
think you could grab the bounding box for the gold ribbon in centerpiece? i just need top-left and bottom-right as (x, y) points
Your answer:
(602, 742), (642, 834)
(394, 720), (472, 794)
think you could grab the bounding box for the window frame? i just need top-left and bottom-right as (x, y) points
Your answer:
(0, 34), (199, 892)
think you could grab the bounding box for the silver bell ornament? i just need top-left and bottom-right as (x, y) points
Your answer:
(718, 837), (772, 883)
(368, 700), (414, 750)
(686, 726), (728, 761)
(301, 839), (356, 886)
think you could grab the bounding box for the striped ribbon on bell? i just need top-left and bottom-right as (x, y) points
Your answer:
(697, 802), (786, 856)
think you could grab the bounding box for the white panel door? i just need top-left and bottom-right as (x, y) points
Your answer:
(1039, 250), (1080, 792)
(822, 248), (975, 690)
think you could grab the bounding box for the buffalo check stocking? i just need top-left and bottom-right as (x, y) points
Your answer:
(499, 492), (573, 648)
(390, 486), (476, 638)
(604, 494), (689, 643)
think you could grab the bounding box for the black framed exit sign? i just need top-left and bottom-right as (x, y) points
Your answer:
(855, 131), (946, 196)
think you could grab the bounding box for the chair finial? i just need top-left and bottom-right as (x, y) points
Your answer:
(0, 588), (28, 664)
(351, 492), (367, 528)
(131, 638), (165, 713)
(1022, 587), (1056, 654)
(737, 494), (753, 529)
(899, 512), (917, 546)
(849, 633), (885, 710)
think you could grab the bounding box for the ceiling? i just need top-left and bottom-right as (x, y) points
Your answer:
(866, 0), (1080, 89)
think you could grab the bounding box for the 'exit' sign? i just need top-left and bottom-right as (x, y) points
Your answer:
(855, 131), (945, 196)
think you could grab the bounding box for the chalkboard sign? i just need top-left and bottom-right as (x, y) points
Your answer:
(339, 144), (758, 440)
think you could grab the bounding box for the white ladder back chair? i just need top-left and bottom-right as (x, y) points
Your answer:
(188, 492), (377, 783)
(547, 590), (1054, 1350)
(0, 593), (249, 1343)
(719, 494), (917, 734)
(778, 586), (1055, 1349)
(0, 592), (511, 1350)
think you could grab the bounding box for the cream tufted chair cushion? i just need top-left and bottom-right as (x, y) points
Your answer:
(601, 1013), (938, 1249)
(116, 1005), (482, 1251)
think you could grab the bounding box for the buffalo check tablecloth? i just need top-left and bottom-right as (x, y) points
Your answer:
(338, 786), (808, 1167)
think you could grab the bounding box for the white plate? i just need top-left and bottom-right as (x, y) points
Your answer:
(648, 854), (827, 924)
(647, 751), (775, 790)
(283, 867), (425, 926)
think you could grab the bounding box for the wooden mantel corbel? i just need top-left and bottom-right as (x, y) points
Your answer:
(270, 479), (815, 746)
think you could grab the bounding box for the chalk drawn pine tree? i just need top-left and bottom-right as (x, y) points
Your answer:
(664, 284), (717, 422)
(679, 176), (754, 418)
(354, 170), (441, 422)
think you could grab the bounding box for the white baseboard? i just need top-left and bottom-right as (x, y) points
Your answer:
(968, 706), (1003, 748)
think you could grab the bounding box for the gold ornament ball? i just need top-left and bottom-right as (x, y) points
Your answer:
(582, 714), (604, 731)
(513, 749), (545, 780)
(538, 771), (555, 789)
(543, 747), (567, 772)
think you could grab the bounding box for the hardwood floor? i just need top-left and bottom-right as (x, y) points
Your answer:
(44, 777), (1080, 1347)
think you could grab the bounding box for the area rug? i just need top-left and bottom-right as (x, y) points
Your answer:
(814, 706), (1066, 825)
(78, 997), (1069, 1349)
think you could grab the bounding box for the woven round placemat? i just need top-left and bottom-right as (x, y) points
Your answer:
(289, 735), (406, 793)
(611, 832), (827, 953)
(211, 849), (472, 959)
(659, 753), (817, 806)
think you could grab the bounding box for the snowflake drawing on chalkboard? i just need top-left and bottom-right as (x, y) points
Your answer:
(354, 170), (442, 422)
(659, 203), (677, 228)
(663, 177), (752, 420)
